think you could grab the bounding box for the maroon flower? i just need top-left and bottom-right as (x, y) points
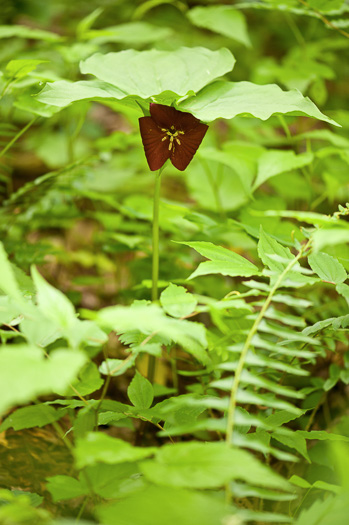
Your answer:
(139, 103), (208, 171)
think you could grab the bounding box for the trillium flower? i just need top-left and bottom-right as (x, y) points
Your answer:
(139, 103), (209, 171)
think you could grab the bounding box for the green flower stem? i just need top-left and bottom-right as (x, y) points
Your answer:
(225, 239), (311, 446)
(148, 167), (164, 383)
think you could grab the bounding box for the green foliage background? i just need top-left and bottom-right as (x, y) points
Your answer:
(0, 0), (349, 524)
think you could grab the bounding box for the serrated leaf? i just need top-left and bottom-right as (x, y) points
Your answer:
(74, 406), (96, 439)
(178, 240), (258, 279)
(96, 303), (208, 364)
(84, 463), (141, 499)
(0, 404), (65, 431)
(99, 356), (136, 377)
(0, 345), (86, 416)
(74, 432), (156, 468)
(258, 228), (294, 273)
(128, 371), (154, 409)
(272, 432), (310, 462)
(96, 485), (234, 525)
(31, 266), (76, 332)
(308, 252), (347, 284)
(46, 475), (88, 502)
(258, 209), (338, 226)
(337, 283), (349, 305)
(160, 283), (197, 318)
(180, 81), (339, 126)
(140, 441), (290, 490)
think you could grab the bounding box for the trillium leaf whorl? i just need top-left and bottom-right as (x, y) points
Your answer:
(139, 103), (208, 171)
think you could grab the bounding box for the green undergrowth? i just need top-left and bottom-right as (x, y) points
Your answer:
(0, 1), (349, 524)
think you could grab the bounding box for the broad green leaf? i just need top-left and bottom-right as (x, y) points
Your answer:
(74, 432), (156, 468)
(160, 283), (197, 318)
(19, 303), (63, 347)
(0, 345), (86, 416)
(84, 463), (141, 499)
(178, 240), (259, 279)
(140, 441), (290, 489)
(0, 404), (64, 431)
(253, 150), (313, 190)
(294, 493), (348, 525)
(46, 476), (88, 502)
(14, 94), (63, 117)
(73, 406), (96, 439)
(187, 6), (251, 47)
(0, 25), (62, 41)
(5, 59), (47, 80)
(128, 371), (154, 409)
(80, 47), (235, 99)
(96, 485), (235, 525)
(180, 81), (339, 126)
(67, 362), (104, 396)
(99, 356), (137, 377)
(308, 252), (347, 284)
(0, 490), (49, 523)
(199, 143), (263, 194)
(312, 227), (349, 251)
(307, 0), (344, 12)
(84, 22), (172, 44)
(67, 319), (108, 350)
(337, 283), (349, 305)
(0, 242), (22, 301)
(36, 80), (126, 107)
(31, 266), (76, 332)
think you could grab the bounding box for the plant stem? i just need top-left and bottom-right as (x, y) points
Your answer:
(297, 0), (349, 39)
(0, 116), (38, 160)
(277, 115), (292, 140)
(148, 167), (164, 383)
(225, 239), (311, 447)
(200, 157), (225, 218)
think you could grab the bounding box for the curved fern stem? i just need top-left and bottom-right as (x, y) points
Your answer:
(0, 116), (38, 160)
(225, 239), (311, 446)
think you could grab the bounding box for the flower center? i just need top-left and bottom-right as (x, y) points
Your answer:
(160, 126), (185, 151)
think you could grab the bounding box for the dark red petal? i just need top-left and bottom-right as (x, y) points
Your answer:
(150, 103), (201, 133)
(171, 123), (209, 171)
(139, 116), (171, 171)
